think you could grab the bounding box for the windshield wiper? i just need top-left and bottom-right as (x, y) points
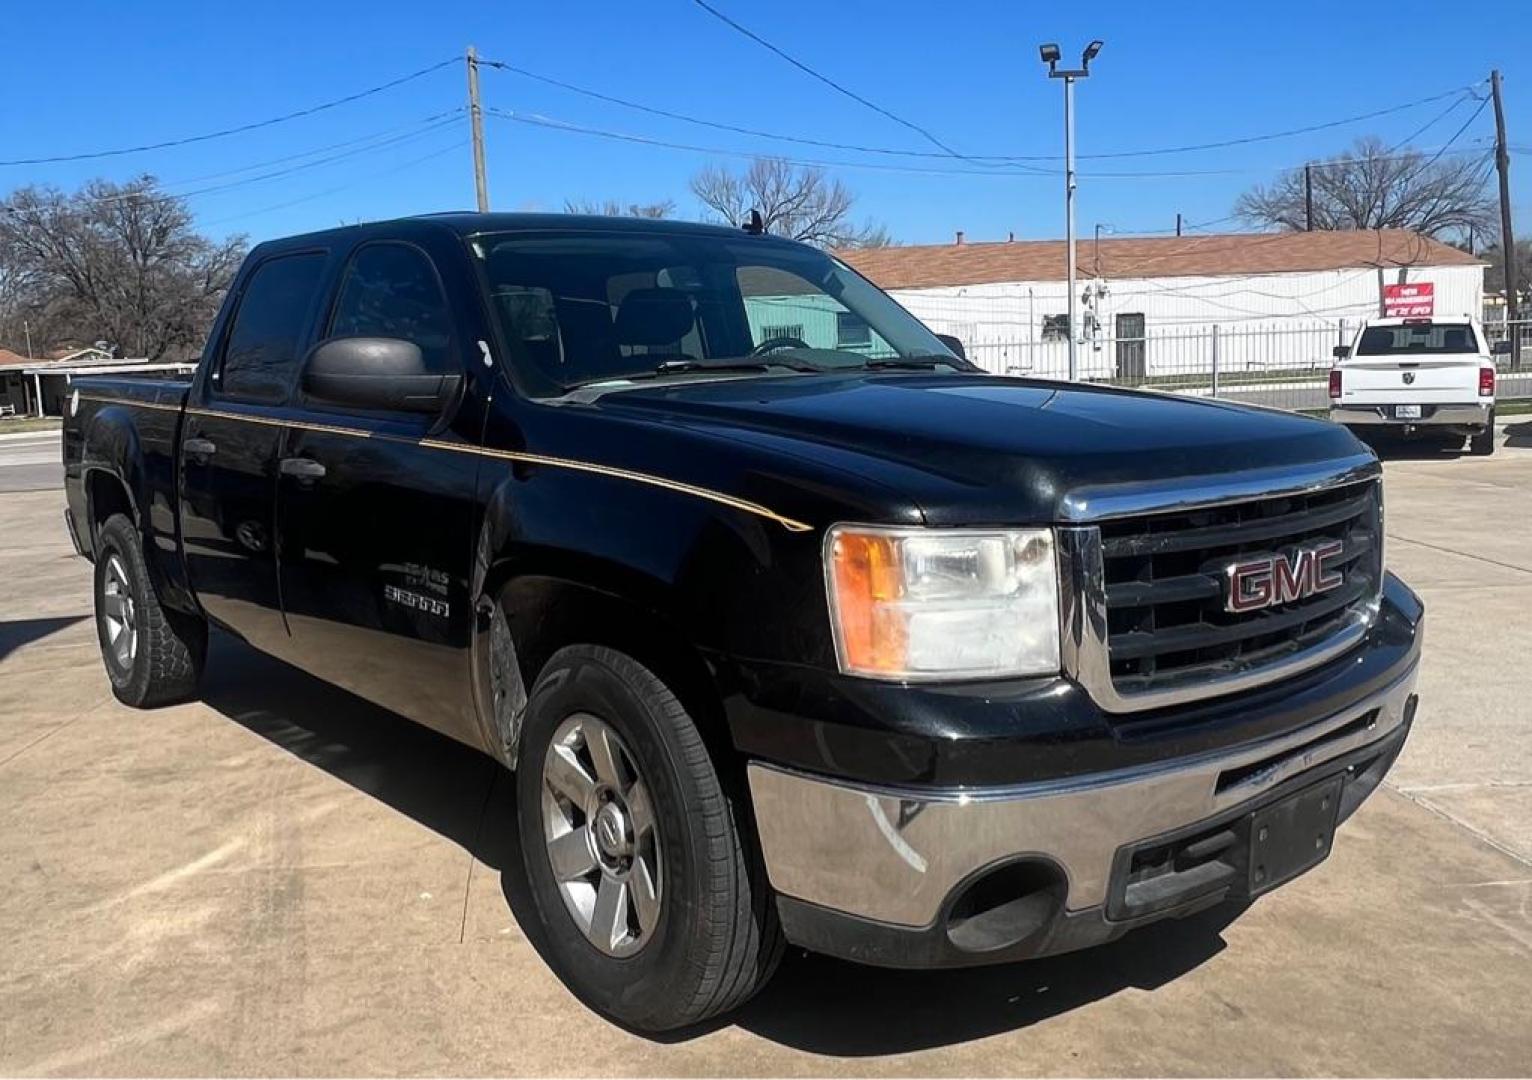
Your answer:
(654, 358), (821, 375)
(859, 355), (961, 371)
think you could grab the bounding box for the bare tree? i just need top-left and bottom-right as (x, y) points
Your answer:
(1483, 238), (1532, 300)
(1235, 137), (1496, 240)
(563, 198), (676, 219)
(689, 158), (892, 248)
(0, 176), (246, 359)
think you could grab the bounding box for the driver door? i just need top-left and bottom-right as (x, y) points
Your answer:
(274, 238), (484, 745)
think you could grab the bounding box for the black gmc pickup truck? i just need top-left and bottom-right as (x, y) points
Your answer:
(63, 213), (1423, 1032)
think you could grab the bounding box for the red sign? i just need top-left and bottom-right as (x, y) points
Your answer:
(1383, 282), (1435, 318)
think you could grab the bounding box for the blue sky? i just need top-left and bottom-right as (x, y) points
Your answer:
(4, 0), (1529, 247)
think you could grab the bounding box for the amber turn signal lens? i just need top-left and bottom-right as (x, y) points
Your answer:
(828, 530), (908, 674)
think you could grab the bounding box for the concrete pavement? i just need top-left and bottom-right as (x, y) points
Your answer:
(0, 430), (64, 493)
(1, 428), (1530, 1075)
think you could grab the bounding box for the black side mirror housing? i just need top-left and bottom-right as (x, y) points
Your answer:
(301, 337), (461, 415)
(935, 333), (967, 361)
(1491, 339), (1512, 355)
(1332, 345), (1352, 359)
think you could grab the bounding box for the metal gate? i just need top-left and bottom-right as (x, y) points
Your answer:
(1115, 313), (1146, 379)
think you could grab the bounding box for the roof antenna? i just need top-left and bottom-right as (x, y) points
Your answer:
(741, 209), (765, 235)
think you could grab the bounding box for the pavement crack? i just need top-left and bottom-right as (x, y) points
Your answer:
(458, 761), (499, 945)
(1386, 782), (1532, 869)
(0, 694), (109, 771)
(1385, 533), (1532, 577)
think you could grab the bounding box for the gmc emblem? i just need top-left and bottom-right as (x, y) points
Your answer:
(1225, 540), (1346, 614)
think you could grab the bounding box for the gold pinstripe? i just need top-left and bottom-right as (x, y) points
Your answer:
(77, 394), (813, 533)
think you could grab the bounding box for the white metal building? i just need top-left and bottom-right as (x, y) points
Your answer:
(837, 230), (1485, 380)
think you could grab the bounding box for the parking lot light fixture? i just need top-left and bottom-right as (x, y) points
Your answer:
(1041, 39), (1104, 381)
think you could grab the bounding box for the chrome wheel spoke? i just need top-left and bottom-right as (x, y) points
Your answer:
(630, 858), (660, 934)
(586, 724), (624, 791)
(547, 826), (597, 881)
(545, 744), (596, 807)
(102, 592), (127, 622)
(626, 779), (655, 839)
(591, 875), (628, 953)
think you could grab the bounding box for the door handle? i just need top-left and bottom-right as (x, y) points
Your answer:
(279, 457), (327, 481)
(182, 437), (217, 458)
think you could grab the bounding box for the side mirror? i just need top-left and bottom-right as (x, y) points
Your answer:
(935, 333), (967, 361)
(301, 337), (461, 415)
(1332, 345), (1352, 359)
(1491, 340), (1512, 355)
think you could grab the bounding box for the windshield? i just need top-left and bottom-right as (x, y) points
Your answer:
(470, 229), (958, 395)
(1356, 322), (1481, 356)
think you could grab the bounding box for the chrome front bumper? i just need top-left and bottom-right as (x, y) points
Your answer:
(1331, 403), (1492, 427)
(748, 660), (1418, 929)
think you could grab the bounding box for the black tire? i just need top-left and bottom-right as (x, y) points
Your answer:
(93, 513), (207, 707)
(1471, 410), (1496, 456)
(516, 645), (781, 1032)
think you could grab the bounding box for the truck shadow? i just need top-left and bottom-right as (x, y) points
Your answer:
(1504, 421), (1532, 448)
(197, 630), (1244, 1054)
(1351, 432), (1467, 461)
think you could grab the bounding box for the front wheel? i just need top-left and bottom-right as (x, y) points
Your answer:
(93, 513), (207, 707)
(515, 645), (780, 1032)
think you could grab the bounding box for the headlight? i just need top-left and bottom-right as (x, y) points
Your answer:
(824, 525), (1060, 680)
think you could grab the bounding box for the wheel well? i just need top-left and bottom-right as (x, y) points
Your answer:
(86, 470), (135, 555)
(501, 577), (736, 777)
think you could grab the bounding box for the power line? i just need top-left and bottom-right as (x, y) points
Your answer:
(0, 57), (459, 167)
(53, 113), (465, 207)
(1079, 84), (1485, 160)
(198, 135), (468, 228)
(1386, 91), (1475, 154)
(688, 0), (969, 160)
(485, 108), (1249, 179)
(1415, 97), (1491, 171)
(486, 106), (1489, 182)
(482, 55), (1483, 169)
(479, 57), (1050, 171)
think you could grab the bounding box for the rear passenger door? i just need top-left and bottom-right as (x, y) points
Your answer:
(180, 250), (326, 653)
(274, 239), (484, 744)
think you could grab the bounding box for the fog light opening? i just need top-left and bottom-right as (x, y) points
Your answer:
(944, 859), (1066, 954)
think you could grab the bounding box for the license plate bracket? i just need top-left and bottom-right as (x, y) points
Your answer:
(1248, 775), (1344, 895)
(1394, 404), (1423, 419)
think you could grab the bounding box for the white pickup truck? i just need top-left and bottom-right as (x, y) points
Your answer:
(1329, 316), (1505, 456)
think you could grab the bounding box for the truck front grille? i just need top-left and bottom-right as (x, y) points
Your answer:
(1097, 479), (1382, 698)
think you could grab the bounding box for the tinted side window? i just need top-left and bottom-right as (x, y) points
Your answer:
(217, 253), (326, 402)
(327, 243), (454, 373)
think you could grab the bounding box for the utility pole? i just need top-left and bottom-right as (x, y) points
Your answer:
(1304, 164), (1314, 231)
(1175, 212), (1183, 237)
(1041, 40), (1103, 382)
(24, 319), (33, 360)
(467, 46), (490, 213)
(1492, 69), (1520, 369)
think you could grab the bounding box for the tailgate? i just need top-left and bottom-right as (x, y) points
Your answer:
(1338, 356), (1483, 405)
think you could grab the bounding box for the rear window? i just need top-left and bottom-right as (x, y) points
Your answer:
(1356, 322), (1479, 356)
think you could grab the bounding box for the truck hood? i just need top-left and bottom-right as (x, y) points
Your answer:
(593, 373), (1369, 525)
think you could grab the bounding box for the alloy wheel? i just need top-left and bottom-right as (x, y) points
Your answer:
(101, 554), (138, 668)
(540, 713), (662, 957)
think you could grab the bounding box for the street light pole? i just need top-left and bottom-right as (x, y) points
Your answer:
(1064, 75), (1078, 381)
(1041, 40), (1102, 382)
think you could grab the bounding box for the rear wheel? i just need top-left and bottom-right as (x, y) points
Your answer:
(516, 644), (780, 1031)
(1471, 409), (1496, 456)
(93, 513), (206, 707)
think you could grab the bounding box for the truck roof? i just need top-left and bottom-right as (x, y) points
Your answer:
(251, 212), (783, 253)
(1361, 315), (1480, 327)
